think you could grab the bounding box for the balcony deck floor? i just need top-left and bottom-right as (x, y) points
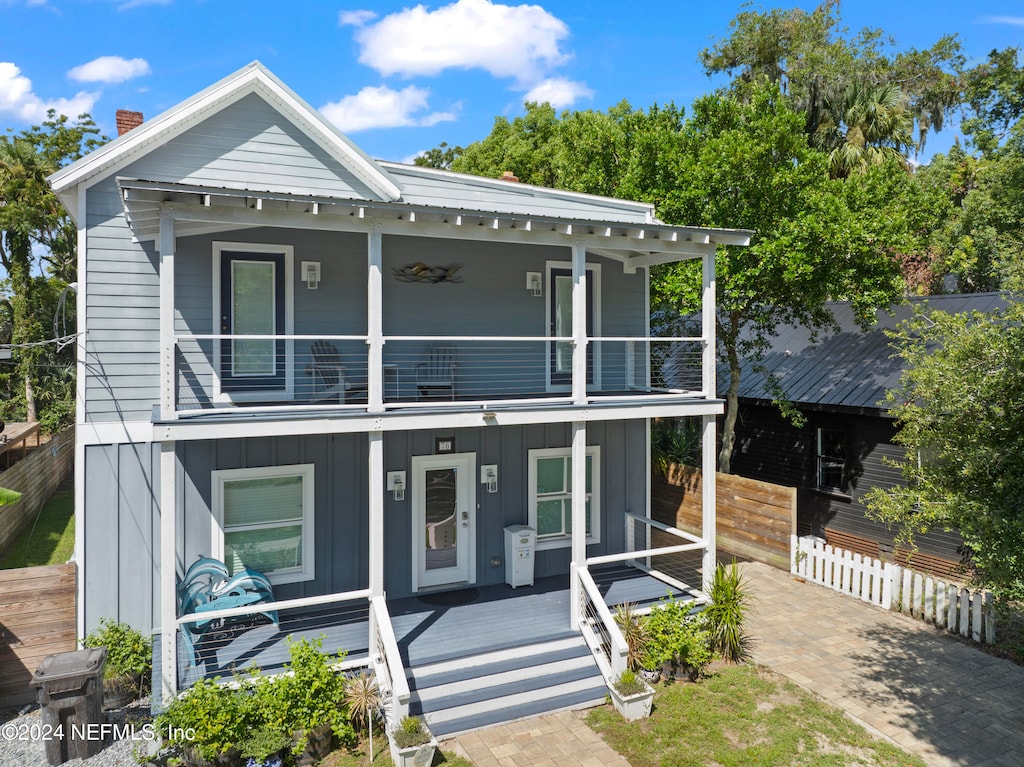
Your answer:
(153, 564), (701, 696)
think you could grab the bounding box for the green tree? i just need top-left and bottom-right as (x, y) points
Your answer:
(0, 111), (103, 427)
(655, 85), (906, 471)
(865, 302), (1024, 601)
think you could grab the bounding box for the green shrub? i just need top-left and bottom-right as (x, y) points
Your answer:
(156, 677), (250, 761)
(239, 725), (290, 762)
(392, 716), (431, 749)
(612, 669), (648, 697)
(704, 561), (753, 663)
(640, 597), (712, 681)
(82, 619), (152, 686)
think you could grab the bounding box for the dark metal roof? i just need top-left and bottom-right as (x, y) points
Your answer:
(723, 293), (1009, 412)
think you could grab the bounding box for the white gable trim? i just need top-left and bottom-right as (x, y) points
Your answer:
(49, 61), (400, 203)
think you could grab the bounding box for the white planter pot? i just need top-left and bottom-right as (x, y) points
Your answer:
(388, 737), (437, 767)
(610, 682), (655, 721)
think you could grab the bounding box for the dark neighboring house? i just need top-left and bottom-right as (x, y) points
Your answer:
(721, 293), (1007, 579)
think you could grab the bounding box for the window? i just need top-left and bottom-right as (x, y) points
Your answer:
(816, 429), (846, 492)
(528, 446), (601, 549)
(212, 464), (314, 585)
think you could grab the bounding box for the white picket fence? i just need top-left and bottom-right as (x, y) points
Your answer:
(791, 535), (996, 644)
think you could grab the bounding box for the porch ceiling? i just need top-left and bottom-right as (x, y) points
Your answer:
(118, 178), (751, 269)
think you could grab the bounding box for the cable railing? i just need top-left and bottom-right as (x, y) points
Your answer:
(370, 595), (411, 728)
(577, 567), (629, 681)
(171, 333), (709, 417)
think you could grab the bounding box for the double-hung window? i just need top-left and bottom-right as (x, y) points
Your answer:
(816, 428), (846, 492)
(212, 464), (315, 585)
(528, 446), (601, 550)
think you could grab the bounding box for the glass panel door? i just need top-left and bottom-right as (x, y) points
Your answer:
(219, 251), (286, 393)
(413, 453), (476, 590)
(548, 267), (594, 388)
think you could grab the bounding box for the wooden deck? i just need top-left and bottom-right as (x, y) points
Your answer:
(154, 564), (700, 693)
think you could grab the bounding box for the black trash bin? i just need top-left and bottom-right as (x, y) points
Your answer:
(30, 647), (107, 765)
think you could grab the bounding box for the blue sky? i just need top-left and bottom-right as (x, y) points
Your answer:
(1, 0), (1022, 166)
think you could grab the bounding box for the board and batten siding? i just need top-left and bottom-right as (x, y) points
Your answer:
(81, 421), (646, 635)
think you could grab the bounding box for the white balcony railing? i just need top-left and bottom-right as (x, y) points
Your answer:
(171, 333), (709, 418)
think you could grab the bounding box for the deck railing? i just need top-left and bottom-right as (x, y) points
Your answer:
(370, 595), (411, 727)
(614, 512), (709, 597)
(576, 567), (629, 680)
(171, 333), (707, 417)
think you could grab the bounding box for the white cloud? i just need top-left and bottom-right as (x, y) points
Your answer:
(979, 15), (1024, 25)
(351, 0), (570, 86)
(320, 84), (456, 132)
(68, 56), (151, 84)
(338, 9), (377, 27)
(523, 77), (592, 108)
(0, 62), (99, 122)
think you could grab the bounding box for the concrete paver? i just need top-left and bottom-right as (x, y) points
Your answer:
(743, 561), (1024, 767)
(444, 562), (1024, 767)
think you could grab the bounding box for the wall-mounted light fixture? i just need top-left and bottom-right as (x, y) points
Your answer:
(481, 464), (498, 494)
(302, 261), (321, 290)
(526, 272), (542, 297)
(387, 471), (406, 502)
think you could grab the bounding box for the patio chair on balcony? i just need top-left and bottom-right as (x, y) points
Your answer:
(416, 345), (457, 400)
(307, 340), (364, 403)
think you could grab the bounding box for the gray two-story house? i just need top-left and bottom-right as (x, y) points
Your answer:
(49, 62), (749, 734)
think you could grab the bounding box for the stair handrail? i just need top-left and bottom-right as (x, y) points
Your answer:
(370, 595), (410, 727)
(576, 566), (629, 681)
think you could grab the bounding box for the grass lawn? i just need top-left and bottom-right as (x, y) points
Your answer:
(0, 486), (74, 569)
(588, 663), (926, 767)
(319, 738), (472, 767)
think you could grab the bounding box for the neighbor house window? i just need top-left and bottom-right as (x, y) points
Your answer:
(528, 447), (601, 549)
(212, 464), (315, 585)
(816, 429), (846, 492)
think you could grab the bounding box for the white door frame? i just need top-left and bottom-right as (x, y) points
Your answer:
(411, 452), (477, 592)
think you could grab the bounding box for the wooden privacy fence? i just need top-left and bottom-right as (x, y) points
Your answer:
(653, 464), (796, 570)
(0, 563), (77, 706)
(0, 426), (74, 557)
(792, 535), (996, 644)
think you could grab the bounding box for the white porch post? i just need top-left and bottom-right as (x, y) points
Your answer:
(368, 432), (385, 598)
(569, 421), (587, 630)
(159, 208), (175, 420)
(701, 246), (716, 399)
(159, 441), (178, 703)
(367, 225), (384, 413)
(571, 237), (587, 406)
(158, 208), (178, 702)
(701, 417), (717, 594)
(701, 246), (718, 594)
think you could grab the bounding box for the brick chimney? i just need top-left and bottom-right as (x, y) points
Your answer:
(116, 110), (144, 136)
(500, 170), (519, 182)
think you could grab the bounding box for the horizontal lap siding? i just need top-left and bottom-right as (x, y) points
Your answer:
(731, 403), (964, 564)
(135, 93), (375, 198)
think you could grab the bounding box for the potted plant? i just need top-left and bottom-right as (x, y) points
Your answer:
(609, 669), (654, 721)
(239, 725), (290, 767)
(389, 715), (437, 767)
(82, 618), (152, 709)
(641, 597), (712, 681)
(155, 677), (247, 767)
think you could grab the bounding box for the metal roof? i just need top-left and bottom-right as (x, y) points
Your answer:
(726, 293), (1009, 412)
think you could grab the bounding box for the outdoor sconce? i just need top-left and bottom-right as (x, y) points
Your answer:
(387, 471), (406, 502)
(302, 261), (321, 290)
(526, 272), (542, 297)
(481, 464), (498, 494)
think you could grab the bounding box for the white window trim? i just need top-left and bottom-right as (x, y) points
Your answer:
(211, 463), (315, 586)
(212, 242), (295, 403)
(528, 445), (601, 551)
(545, 260), (602, 392)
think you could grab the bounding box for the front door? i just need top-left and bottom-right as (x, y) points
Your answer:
(548, 266), (595, 389)
(219, 250), (287, 396)
(412, 453), (476, 591)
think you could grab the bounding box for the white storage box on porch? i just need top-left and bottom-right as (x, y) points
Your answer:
(504, 525), (536, 588)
